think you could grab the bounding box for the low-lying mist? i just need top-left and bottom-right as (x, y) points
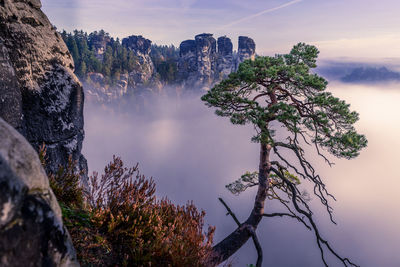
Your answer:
(82, 82), (400, 267)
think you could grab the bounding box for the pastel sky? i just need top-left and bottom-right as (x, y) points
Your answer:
(41, 0), (400, 59)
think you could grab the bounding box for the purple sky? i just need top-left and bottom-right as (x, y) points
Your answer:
(42, 0), (400, 59)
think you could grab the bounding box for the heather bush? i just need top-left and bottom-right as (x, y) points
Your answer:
(40, 146), (215, 267)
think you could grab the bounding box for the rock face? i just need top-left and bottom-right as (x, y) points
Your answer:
(0, 0), (87, 176)
(217, 36), (234, 78)
(122, 35), (161, 90)
(178, 34), (256, 89)
(85, 35), (162, 104)
(178, 33), (218, 89)
(178, 40), (198, 85)
(85, 72), (129, 103)
(194, 33), (218, 88)
(235, 36), (256, 70)
(0, 117), (79, 267)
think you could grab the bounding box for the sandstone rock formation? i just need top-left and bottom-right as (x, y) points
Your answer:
(85, 72), (129, 103)
(235, 36), (256, 70)
(0, 117), (79, 267)
(178, 34), (256, 90)
(0, 0), (86, 176)
(217, 36), (234, 78)
(178, 39), (198, 84)
(122, 35), (161, 90)
(194, 33), (218, 88)
(178, 33), (218, 89)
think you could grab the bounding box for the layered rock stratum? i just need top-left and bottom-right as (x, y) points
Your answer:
(0, 0), (87, 176)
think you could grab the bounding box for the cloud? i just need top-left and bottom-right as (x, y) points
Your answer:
(218, 0), (302, 30)
(314, 34), (400, 59)
(82, 81), (400, 266)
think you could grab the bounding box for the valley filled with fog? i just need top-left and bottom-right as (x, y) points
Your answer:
(83, 81), (400, 266)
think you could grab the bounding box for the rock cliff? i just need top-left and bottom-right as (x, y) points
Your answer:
(0, 0), (87, 176)
(217, 36), (234, 78)
(65, 31), (256, 105)
(178, 34), (256, 89)
(85, 72), (128, 103)
(0, 117), (79, 267)
(122, 35), (161, 91)
(178, 33), (218, 89)
(235, 36), (256, 70)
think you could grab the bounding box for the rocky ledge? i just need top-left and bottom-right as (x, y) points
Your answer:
(0, 0), (87, 177)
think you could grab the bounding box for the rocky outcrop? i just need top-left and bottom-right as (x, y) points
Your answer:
(217, 36), (234, 78)
(178, 33), (218, 89)
(0, 0), (87, 176)
(178, 34), (256, 89)
(90, 31), (111, 61)
(85, 35), (162, 104)
(85, 72), (129, 103)
(122, 35), (161, 90)
(194, 33), (218, 88)
(235, 36), (256, 70)
(0, 117), (79, 267)
(178, 40), (197, 84)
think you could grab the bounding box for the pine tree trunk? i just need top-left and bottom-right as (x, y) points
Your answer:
(211, 142), (271, 264)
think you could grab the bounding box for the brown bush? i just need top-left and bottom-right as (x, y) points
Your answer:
(40, 147), (215, 267)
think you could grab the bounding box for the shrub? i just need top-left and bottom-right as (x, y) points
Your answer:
(40, 146), (215, 267)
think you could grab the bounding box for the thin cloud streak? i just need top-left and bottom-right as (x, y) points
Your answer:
(218, 0), (302, 30)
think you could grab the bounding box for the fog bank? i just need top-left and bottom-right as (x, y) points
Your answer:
(83, 82), (400, 266)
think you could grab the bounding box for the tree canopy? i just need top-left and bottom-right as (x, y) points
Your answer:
(202, 43), (367, 267)
(61, 30), (179, 85)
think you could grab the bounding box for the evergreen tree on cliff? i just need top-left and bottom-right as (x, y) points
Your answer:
(202, 43), (367, 266)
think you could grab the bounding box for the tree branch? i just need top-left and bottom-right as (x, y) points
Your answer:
(263, 212), (311, 230)
(218, 197), (241, 226)
(270, 167), (359, 267)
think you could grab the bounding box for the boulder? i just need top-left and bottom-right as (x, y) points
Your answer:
(0, 117), (79, 267)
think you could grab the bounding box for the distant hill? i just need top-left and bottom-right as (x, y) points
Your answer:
(341, 67), (400, 83)
(316, 60), (400, 83)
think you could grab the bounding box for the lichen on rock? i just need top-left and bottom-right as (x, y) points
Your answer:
(0, 0), (87, 178)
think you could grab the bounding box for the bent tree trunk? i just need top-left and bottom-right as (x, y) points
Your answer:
(211, 143), (271, 264)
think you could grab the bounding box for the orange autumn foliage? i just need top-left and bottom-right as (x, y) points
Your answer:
(40, 145), (216, 267)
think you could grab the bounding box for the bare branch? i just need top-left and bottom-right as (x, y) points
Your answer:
(270, 167), (359, 267)
(218, 198), (241, 227)
(273, 141), (337, 223)
(248, 226), (263, 267)
(263, 212), (311, 230)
